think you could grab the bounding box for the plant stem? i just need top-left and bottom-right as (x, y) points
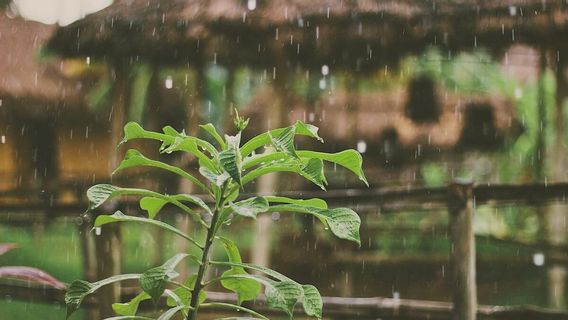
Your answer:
(186, 185), (226, 320)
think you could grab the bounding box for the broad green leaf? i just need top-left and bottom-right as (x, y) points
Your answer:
(269, 126), (298, 159)
(157, 306), (185, 320)
(319, 208), (361, 246)
(87, 184), (203, 223)
(241, 158), (326, 190)
(162, 136), (216, 170)
(95, 211), (203, 249)
(214, 273), (301, 317)
(172, 194), (212, 215)
(302, 285), (323, 319)
(299, 158), (327, 190)
(121, 122), (216, 168)
(166, 275), (207, 307)
(210, 261), (293, 283)
(113, 149), (207, 192)
(112, 292), (150, 316)
(65, 274), (141, 319)
(200, 123), (226, 149)
(265, 196), (327, 209)
(297, 150), (368, 186)
(161, 125), (218, 158)
(140, 254), (188, 303)
(140, 197), (167, 219)
(200, 167), (230, 187)
(86, 184), (121, 210)
(240, 121), (322, 157)
(265, 280), (303, 317)
(242, 151), (286, 170)
(219, 134), (242, 186)
(266, 205), (361, 245)
(229, 196), (269, 219)
(217, 237), (261, 304)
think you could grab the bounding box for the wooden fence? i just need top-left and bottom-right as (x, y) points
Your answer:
(2, 180), (568, 319)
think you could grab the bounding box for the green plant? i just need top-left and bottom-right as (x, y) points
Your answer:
(65, 115), (367, 320)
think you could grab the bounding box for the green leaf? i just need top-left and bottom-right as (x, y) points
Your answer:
(120, 122), (216, 169)
(299, 158), (327, 190)
(200, 167), (230, 187)
(229, 196), (269, 219)
(113, 149), (207, 192)
(297, 149), (368, 186)
(214, 273), (301, 317)
(87, 184), (204, 223)
(65, 274), (141, 319)
(112, 292), (150, 316)
(86, 184), (120, 211)
(240, 121), (322, 157)
(140, 254), (188, 303)
(217, 237), (261, 304)
(265, 280), (303, 317)
(200, 123), (226, 149)
(302, 285), (323, 319)
(265, 196), (327, 209)
(219, 134), (242, 186)
(95, 211), (203, 249)
(241, 157), (327, 190)
(269, 126), (298, 159)
(140, 197), (167, 219)
(166, 275), (207, 307)
(319, 208), (361, 246)
(157, 306), (185, 320)
(266, 205), (361, 245)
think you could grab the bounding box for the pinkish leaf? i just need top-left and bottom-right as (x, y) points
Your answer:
(0, 243), (18, 256)
(0, 266), (66, 289)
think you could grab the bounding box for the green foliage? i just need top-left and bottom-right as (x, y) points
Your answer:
(65, 116), (366, 319)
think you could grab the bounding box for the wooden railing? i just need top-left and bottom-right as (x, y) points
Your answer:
(2, 181), (568, 319)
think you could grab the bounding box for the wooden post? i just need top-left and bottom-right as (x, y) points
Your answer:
(94, 61), (128, 318)
(448, 179), (476, 320)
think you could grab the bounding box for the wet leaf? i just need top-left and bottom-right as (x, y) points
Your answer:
(302, 285), (323, 319)
(112, 292), (150, 316)
(95, 211), (202, 248)
(217, 237), (261, 304)
(219, 134), (242, 186)
(140, 254), (188, 303)
(297, 149), (368, 186)
(229, 197), (269, 219)
(65, 274), (141, 318)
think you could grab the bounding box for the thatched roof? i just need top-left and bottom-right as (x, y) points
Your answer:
(0, 13), (87, 119)
(48, 0), (568, 72)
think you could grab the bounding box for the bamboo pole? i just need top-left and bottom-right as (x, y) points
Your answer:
(448, 179), (477, 320)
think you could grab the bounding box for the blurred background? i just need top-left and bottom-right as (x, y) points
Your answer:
(2, 0), (568, 319)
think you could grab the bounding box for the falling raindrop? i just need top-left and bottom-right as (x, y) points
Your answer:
(1, 135), (5, 144)
(247, 0), (256, 11)
(165, 76), (173, 89)
(533, 252), (545, 266)
(321, 65), (329, 75)
(357, 140), (367, 153)
(95, 227), (102, 236)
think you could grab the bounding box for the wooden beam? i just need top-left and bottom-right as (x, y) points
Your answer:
(448, 179), (477, 320)
(2, 284), (568, 320)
